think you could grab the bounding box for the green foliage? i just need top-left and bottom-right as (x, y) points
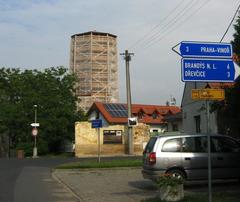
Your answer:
(212, 14), (240, 138)
(156, 174), (184, 187)
(56, 159), (142, 169)
(0, 66), (87, 154)
(16, 142), (33, 156)
(232, 13), (240, 65)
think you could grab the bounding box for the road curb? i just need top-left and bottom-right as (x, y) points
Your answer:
(51, 169), (82, 202)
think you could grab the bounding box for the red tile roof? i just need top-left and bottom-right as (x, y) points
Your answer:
(207, 82), (234, 89)
(233, 53), (240, 63)
(88, 102), (181, 125)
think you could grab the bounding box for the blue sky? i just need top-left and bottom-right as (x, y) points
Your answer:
(0, 0), (239, 105)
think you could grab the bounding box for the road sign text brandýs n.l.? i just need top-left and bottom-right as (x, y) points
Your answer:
(182, 58), (236, 82)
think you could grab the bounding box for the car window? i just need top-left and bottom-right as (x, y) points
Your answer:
(182, 136), (207, 152)
(144, 137), (157, 153)
(212, 137), (240, 153)
(162, 138), (181, 152)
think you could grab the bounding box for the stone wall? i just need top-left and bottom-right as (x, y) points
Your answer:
(75, 122), (150, 157)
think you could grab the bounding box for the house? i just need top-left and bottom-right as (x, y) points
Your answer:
(87, 102), (181, 132)
(164, 111), (183, 132)
(74, 102), (181, 156)
(181, 82), (233, 134)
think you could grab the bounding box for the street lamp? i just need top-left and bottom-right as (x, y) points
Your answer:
(33, 105), (38, 158)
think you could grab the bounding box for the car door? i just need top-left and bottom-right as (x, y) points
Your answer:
(211, 136), (240, 179)
(181, 136), (208, 180)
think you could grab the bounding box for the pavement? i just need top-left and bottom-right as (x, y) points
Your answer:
(53, 167), (240, 202)
(1, 157), (239, 202)
(53, 168), (158, 202)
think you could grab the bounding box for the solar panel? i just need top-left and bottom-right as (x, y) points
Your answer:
(104, 103), (128, 118)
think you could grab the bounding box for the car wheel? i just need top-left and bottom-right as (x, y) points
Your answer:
(166, 169), (186, 181)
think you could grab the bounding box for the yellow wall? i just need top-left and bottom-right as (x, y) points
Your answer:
(75, 122), (150, 157)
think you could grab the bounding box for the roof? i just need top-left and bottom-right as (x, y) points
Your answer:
(71, 31), (117, 38)
(87, 102), (181, 125)
(164, 111), (182, 122)
(207, 82), (234, 89)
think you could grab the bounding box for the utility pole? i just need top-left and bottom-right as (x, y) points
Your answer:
(120, 50), (134, 155)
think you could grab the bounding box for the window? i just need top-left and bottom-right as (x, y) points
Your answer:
(162, 138), (181, 152)
(103, 130), (122, 144)
(152, 112), (158, 119)
(138, 111), (144, 119)
(182, 136), (207, 152)
(144, 137), (157, 153)
(211, 137), (240, 153)
(172, 123), (178, 131)
(194, 115), (201, 133)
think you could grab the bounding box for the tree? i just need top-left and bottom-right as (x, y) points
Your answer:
(0, 67), (87, 155)
(232, 13), (240, 66)
(213, 13), (240, 138)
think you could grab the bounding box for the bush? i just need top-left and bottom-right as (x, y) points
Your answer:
(16, 142), (33, 156)
(157, 173), (184, 187)
(16, 139), (49, 156)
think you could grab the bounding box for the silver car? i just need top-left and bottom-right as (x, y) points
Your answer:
(142, 133), (240, 181)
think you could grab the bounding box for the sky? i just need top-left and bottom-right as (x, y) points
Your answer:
(0, 0), (239, 106)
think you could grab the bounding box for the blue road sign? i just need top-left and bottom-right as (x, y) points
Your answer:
(182, 58), (236, 82)
(91, 119), (103, 128)
(180, 41), (232, 58)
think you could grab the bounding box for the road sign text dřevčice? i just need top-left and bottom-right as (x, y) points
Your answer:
(182, 58), (236, 82)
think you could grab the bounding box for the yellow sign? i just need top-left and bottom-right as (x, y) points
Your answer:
(191, 89), (225, 100)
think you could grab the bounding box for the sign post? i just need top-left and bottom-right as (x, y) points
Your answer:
(173, 41), (238, 202)
(91, 119), (103, 163)
(32, 105), (39, 158)
(206, 100), (212, 202)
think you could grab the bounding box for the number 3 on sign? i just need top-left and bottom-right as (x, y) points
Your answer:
(186, 46), (189, 52)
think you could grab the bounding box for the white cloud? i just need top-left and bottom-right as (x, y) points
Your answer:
(0, 0), (238, 105)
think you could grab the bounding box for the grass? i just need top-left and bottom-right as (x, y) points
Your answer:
(142, 191), (240, 202)
(56, 159), (142, 169)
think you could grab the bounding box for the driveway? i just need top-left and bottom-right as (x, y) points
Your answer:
(54, 168), (158, 202)
(54, 167), (240, 202)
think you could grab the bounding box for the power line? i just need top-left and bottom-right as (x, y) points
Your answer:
(220, 1), (240, 42)
(136, 0), (199, 50)
(143, 0), (211, 51)
(129, 0), (187, 50)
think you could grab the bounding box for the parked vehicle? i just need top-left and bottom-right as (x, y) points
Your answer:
(142, 133), (240, 181)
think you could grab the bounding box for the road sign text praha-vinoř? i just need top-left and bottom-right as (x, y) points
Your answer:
(180, 41), (232, 58)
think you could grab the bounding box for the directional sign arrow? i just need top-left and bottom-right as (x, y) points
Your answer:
(181, 58), (240, 82)
(173, 41), (232, 58)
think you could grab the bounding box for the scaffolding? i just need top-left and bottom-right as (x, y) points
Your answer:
(70, 31), (119, 112)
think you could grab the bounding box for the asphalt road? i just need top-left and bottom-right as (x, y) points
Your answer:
(0, 158), (80, 202)
(0, 156), (141, 202)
